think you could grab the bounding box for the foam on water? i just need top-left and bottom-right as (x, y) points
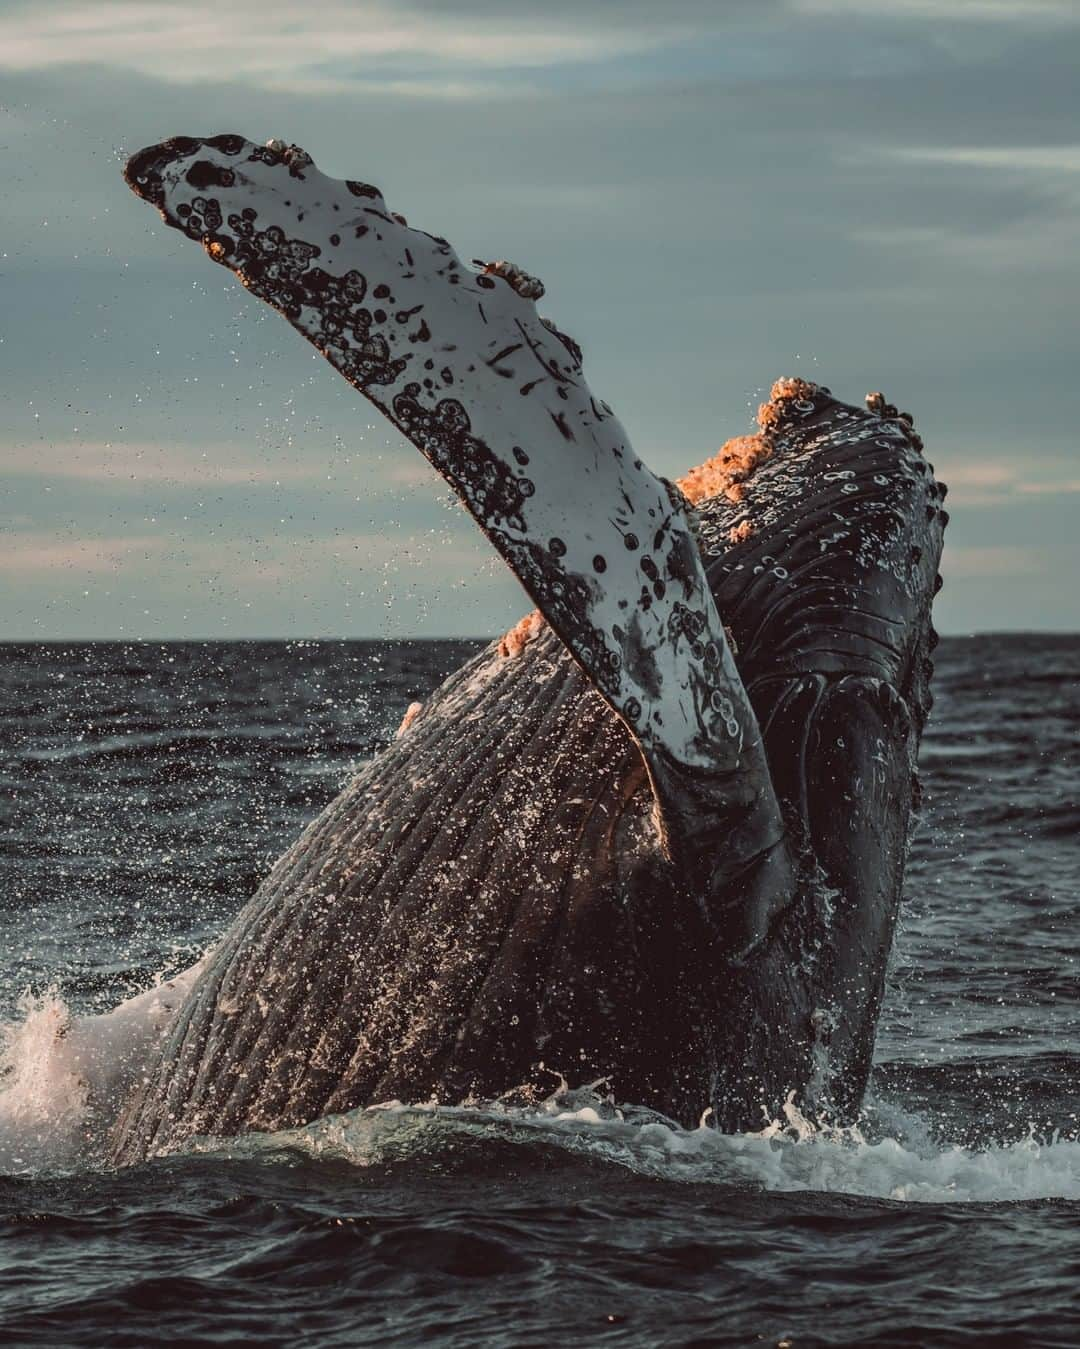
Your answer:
(0, 991), (90, 1172)
(203, 1093), (1080, 1205)
(0, 970), (202, 1172)
(4, 989), (1074, 1204)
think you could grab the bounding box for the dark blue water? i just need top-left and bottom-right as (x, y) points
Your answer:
(1, 636), (1077, 1347)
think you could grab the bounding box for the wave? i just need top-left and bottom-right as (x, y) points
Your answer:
(176, 1094), (1079, 1206)
(1, 989), (1077, 1206)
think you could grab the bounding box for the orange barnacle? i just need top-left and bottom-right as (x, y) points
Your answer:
(499, 609), (545, 658)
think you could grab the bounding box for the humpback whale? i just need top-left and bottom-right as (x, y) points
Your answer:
(110, 134), (946, 1164)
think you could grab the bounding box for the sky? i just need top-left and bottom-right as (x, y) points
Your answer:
(2, 0), (1078, 638)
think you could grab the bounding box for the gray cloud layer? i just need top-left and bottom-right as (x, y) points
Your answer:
(2, 1), (1078, 636)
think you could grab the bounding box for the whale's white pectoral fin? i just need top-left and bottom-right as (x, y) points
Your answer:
(123, 135), (791, 921)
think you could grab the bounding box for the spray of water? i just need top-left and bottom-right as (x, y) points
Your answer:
(0, 967), (203, 1173)
(1, 992), (1076, 1202)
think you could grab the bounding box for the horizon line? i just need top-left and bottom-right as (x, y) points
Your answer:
(2, 628), (1079, 646)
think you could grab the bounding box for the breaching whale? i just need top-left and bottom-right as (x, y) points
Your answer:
(110, 134), (946, 1164)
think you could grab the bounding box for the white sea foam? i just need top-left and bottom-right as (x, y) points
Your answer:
(0, 990), (91, 1172)
(2, 993), (1076, 1203)
(0, 967), (203, 1173)
(195, 1088), (1080, 1206)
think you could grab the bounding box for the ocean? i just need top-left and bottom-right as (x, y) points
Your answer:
(1, 634), (1077, 1346)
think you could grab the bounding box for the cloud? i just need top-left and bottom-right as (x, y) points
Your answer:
(3, 440), (310, 486)
(843, 140), (1080, 271)
(0, 530), (167, 573)
(0, 520), (502, 588)
(12, 0), (1063, 101)
(1, 4), (1077, 634)
(795, 0), (1078, 20)
(882, 144), (1080, 214)
(0, 0), (703, 94)
(0, 519), (525, 639)
(936, 461), (1080, 507)
(943, 544), (1043, 577)
(849, 219), (1080, 271)
(889, 145), (1080, 173)
(0, 439), (439, 488)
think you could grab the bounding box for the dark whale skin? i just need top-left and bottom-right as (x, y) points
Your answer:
(111, 382), (944, 1163)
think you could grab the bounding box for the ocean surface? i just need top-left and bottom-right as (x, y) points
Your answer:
(1, 634), (1077, 1347)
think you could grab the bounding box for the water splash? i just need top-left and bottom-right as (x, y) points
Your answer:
(0, 966), (203, 1173)
(3, 989), (1076, 1204)
(0, 989), (91, 1172)
(189, 1086), (1080, 1206)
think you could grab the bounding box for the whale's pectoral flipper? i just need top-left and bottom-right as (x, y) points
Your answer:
(123, 134), (796, 950)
